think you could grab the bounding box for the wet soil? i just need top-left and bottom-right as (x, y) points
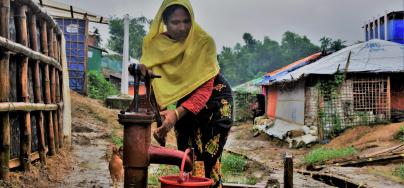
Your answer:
(225, 122), (404, 187)
(4, 91), (403, 187)
(226, 123), (337, 187)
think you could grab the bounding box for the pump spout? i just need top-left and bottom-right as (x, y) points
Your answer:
(149, 146), (193, 172)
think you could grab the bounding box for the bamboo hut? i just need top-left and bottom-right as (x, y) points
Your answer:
(0, 0), (68, 179)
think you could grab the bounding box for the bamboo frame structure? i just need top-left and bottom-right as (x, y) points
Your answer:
(0, 0), (65, 176)
(0, 102), (61, 112)
(0, 0), (11, 180)
(0, 37), (61, 70)
(15, 4), (32, 171)
(28, 12), (46, 165)
(44, 24), (55, 156)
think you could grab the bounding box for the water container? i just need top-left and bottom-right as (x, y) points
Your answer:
(159, 148), (213, 188)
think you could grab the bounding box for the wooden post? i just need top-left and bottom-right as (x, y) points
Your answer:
(56, 34), (63, 148)
(83, 19), (89, 95)
(15, 4), (31, 171)
(284, 153), (293, 188)
(29, 13), (46, 165)
(387, 76), (391, 120)
(0, 0), (10, 180)
(50, 29), (59, 152)
(56, 72), (63, 148)
(41, 20), (55, 156)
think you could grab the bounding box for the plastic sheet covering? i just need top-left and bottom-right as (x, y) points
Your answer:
(388, 19), (404, 44)
(275, 80), (305, 125)
(272, 39), (404, 84)
(56, 18), (87, 93)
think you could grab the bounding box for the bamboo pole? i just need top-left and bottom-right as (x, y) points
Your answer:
(28, 13), (46, 165)
(0, 37), (61, 70)
(56, 71), (63, 148)
(41, 21), (55, 156)
(0, 37), (61, 71)
(0, 0), (10, 180)
(49, 29), (59, 152)
(14, 0), (62, 35)
(15, 4), (31, 171)
(83, 19), (89, 95)
(0, 102), (61, 112)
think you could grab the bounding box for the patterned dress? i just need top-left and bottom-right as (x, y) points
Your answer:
(175, 74), (233, 188)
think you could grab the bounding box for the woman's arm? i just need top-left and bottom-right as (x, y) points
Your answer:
(154, 76), (216, 144)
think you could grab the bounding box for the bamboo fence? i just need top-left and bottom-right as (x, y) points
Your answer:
(0, 0), (65, 179)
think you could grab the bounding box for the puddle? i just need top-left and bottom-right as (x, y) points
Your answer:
(62, 134), (112, 187)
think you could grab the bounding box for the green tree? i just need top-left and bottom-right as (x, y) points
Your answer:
(320, 37), (332, 52)
(218, 31), (321, 86)
(320, 36), (347, 52)
(281, 31), (320, 63)
(92, 27), (102, 48)
(107, 16), (151, 60)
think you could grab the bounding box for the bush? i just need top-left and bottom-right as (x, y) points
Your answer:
(393, 164), (404, 179)
(395, 126), (404, 142)
(87, 71), (119, 100)
(303, 146), (357, 165)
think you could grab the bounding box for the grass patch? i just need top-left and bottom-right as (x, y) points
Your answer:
(148, 165), (180, 186)
(393, 164), (404, 179)
(394, 126), (404, 142)
(303, 146), (357, 165)
(111, 129), (123, 147)
(222, 152), (247, 173)
(222, 152), (257, 185)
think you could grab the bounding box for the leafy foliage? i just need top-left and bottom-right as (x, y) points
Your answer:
(395, 126), (404, 142)
(320, 36), (347, 52)
(107, 16), (151, 59)
(303, 146), (357, 165)
(87, 71), (119, 100)
(393, 164), (404, 179)
(218, 31), (321, 86)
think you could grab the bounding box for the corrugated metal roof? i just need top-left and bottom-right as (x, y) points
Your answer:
(272, 39), (404, 84)
(232, 77), (262, 94)
(258, 52), (322, 85)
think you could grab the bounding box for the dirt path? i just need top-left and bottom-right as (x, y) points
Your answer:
(225, 123), (337, 187)
(225, 122), (404, 187)
(62, 122), (112, 187)
(62, 92), (122, 187)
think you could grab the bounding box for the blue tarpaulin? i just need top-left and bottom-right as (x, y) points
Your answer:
(388, 19), (404, 44)
(55, 18), (88, 93)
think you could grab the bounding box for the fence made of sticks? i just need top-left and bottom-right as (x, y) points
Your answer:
(0, 0), (65, 180)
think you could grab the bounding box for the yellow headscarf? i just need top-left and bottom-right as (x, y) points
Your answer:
(141, 0), (220, 109)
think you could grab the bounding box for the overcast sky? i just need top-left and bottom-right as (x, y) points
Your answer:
(55, 0), (404, 51)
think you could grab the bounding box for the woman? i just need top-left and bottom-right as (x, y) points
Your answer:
(141, 0), (233, 187)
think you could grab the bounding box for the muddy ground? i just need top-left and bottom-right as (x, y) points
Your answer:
(3, 92), (404, 187)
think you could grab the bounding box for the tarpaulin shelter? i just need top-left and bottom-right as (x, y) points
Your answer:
(232, 78), (263, 121)
(35, 0), (108, 94)
(258, 39), (404, 141)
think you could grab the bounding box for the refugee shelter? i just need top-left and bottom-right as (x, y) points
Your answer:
(259, 39), (404, 143)
(36, 0), (108, 94)
(232, 78), (262, 121)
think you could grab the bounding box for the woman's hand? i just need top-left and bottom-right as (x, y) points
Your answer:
(159, 109), (177, 132)
(153, 109), (177, 146)
(153, 106), (187, 146)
